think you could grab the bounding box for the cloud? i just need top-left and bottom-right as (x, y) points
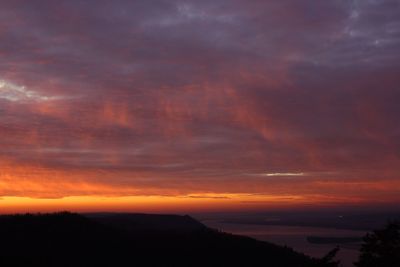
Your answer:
(0, 79), (59, 102)
(263, 173), (305, 177)
(0, 0), (399, 208)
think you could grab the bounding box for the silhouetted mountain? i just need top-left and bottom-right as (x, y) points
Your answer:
(0, 212), (337, 267)
(87, 212), (206, 232)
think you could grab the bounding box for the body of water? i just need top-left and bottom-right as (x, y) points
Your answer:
(203, 220), (366, 267)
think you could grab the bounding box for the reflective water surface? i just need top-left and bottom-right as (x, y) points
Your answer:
(203, 220), (366, 267)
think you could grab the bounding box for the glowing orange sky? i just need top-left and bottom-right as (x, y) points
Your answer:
(1, 0), (400, 213)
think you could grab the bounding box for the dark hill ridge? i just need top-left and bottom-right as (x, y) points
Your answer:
(86, 212), (206, 232)
(0, 212), (338, 267)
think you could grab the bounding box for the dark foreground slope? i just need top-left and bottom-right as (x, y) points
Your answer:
(87, 212), (207, 232)
(0, 212), (334, 267)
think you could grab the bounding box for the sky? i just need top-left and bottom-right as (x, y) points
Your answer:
(0, 0), (400, 213)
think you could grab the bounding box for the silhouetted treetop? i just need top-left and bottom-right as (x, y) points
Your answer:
(355, 221), (400, 267)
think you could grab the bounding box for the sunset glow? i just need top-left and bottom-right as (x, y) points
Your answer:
(1, 0), (400, 213)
